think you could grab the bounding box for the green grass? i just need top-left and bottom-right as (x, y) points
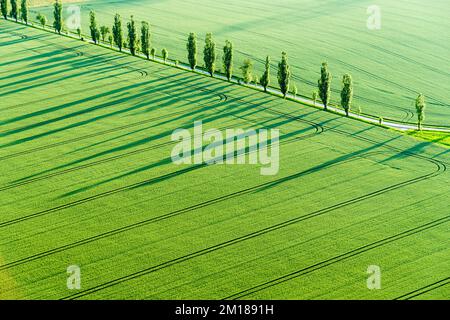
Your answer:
(407, 130), (450, 148)
(0, 20), (449, 300)
(32, 0), (450, 127)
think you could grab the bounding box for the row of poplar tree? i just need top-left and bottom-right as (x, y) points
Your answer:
(0, 0), (427, 128)
(82, 10), (356, 117)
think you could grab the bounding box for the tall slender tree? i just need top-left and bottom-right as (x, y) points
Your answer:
(140, 21), (150, 59)
(112, 13), (123, 51)
(277, 52), (291, 98)
(127, 15), (137, 56)
(312, 91), (318, 106)
(10, 0), (18, 21)
(186, 32), (197, 70)
(292, 83), (298, 99)
(1, 0), (8, 20)
(223, 40), (233, 81)
(203, 33), (216, 77)
(318, 62), (332, 110)
(100, 26), (110, 42)
(340, 74), (353, 116)
(89, 11), (100, 44)
(260, 56), (270, 92)
(240, 59), (253, 84)
(150, 47), (156, 60)
(162, 48), (168, 63)
(36, 13), (46, 28)
(53, 0), (62, 34)
(415, 93), (426, 131)
(20, 0), (27, 23)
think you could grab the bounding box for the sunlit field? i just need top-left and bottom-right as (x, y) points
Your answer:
(33, 0), (450, 126)
(0, 18), (449, 299)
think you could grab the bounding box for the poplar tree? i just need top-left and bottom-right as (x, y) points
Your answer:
(277, 52), (291, 98)
(186, 32), (197, 70)
(10, 0), (18, 21)
(89, 11), (100, 44)
(53, 0), (62, 34)
(292, 83), (298, 99)
(240, 59), (253, 84)
(112, 13), (123, 51)
(150, 47), (156, 60)
(127, 15), (137, 56)
(100, 26), (110, 42)
(312, 91), (318, 106)
(162, 48), (168, 63)
(36, 13), (46, 28)
(415, 93), (426, 131)
(141, 21), (150, 59)
(260, 56), (270, 92)
(203, 33), (216, 76)
(318, 62), (332, 110)
(222, 40), (233, 81)
(1, 0), (7, 20)
(20, 0), (27, 23)
(340, 74), (353, 116)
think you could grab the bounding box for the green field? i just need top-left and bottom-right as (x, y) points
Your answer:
(32, 0), (450, 127)
(0, 18), (449, 300)
(408, 131), (450, 148)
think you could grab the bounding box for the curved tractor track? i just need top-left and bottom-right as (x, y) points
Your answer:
(0, 84), (322, 192)
(56, 148), (446, 300)
(0, 143), (445, 301)
(1, 26), (447, 300)
(0, 61), (446, 299)
(223, 216), (450, 300)
(0, 119), (322, 230)
(242, 52), (416, 124)
(1, 29), (148, 79)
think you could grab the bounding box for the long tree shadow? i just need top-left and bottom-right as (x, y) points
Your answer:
(0, 73), (209, 147)
(65, 83), (233, 153)
(59, 127), (398, 199)
(57, 107), (333, 198)
(0, 53), (135, 95)
(0, 72), (184, 130)
(0, 51), (99, 81)
(11, 92), (324, 187)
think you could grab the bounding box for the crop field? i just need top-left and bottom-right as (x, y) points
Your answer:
(33, 0), (450, 126)
(0, 19), (449, 300)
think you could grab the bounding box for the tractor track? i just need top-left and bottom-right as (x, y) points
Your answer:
(0, 85), (226, 161)
(56, 152), (446, 300)
(0, 107), (294, 193)
(394, 277), (450, 300)
(0, 87), (322, 191)
(1, 29), (147, 81)
(223, 217), (450, 300)
(51, 126), (446, 299)
(1, 23), (448, 299)
(0, 80), (446, 298)
(0, 124), (321, 230)
(242, 54), (416, 124)
(0, 148), (444, 275)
